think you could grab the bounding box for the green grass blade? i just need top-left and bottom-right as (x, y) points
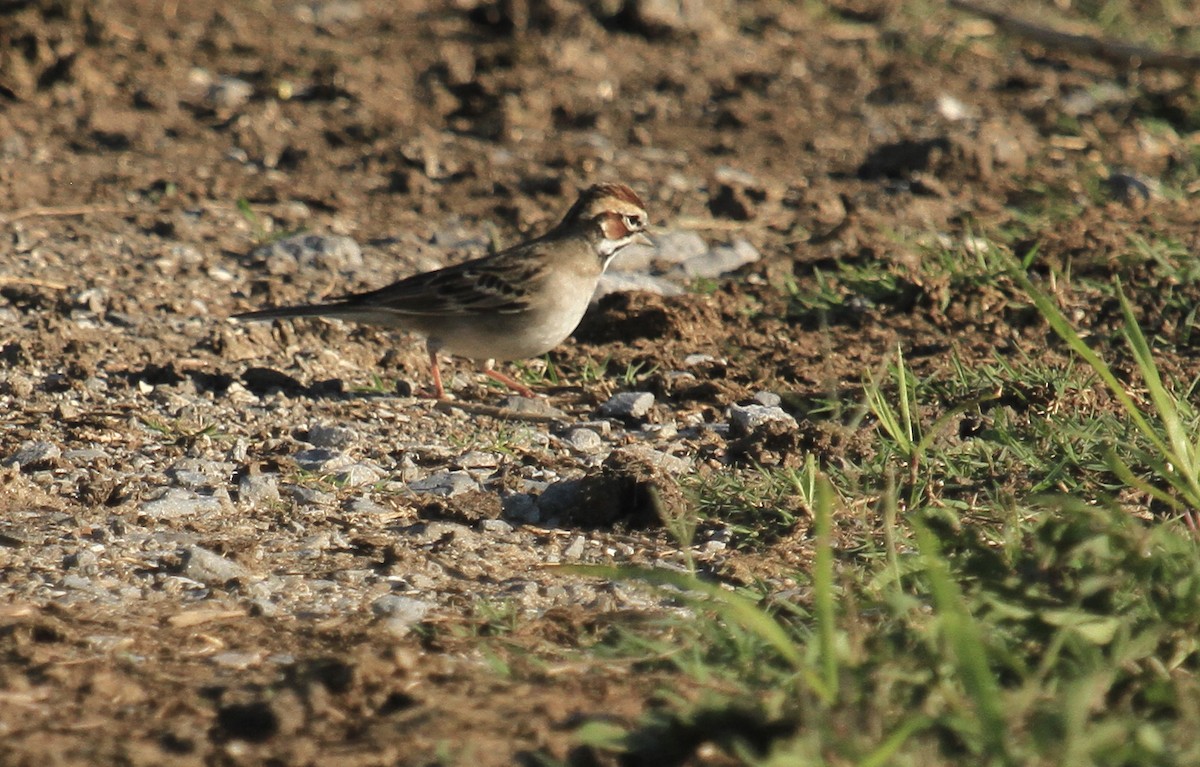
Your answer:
(813, 476), (838, 700)
(913, 521), (1009, 761)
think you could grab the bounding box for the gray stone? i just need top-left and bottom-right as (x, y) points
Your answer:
(287, 485), (335, 506)
(345, 497), (390, 514)
(480, 518), (513, 534)
(729, 404), (797, 436)
(371, 594), (432, 626)
(168, 469), (212, 489)
(594, 272), (685, 300)
(563, 535), (587, 561)
(564, 428), (604, 454)
(612, 443), (693, 475)
(4, 440), (60, 468)
(62, 448), (110, 463)
(655, 230), (712, 265)
(294, 448), (354, 472)
(139, 489), (223, 519)
(671, 238), (760, 279)
(180, 544), (249, 585)
(496, 395), (567, 418)
(753, 391), (782, 407)
(238, 473), (280, 506)
(335, 463), (383, 486)
(600, 391), (655, 420)
(249, 233), (363, 275)
(307, 423), (358, 448)
(409, 471), (479, 497)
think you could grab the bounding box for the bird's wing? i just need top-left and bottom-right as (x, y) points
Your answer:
(342, 249), (545, 317)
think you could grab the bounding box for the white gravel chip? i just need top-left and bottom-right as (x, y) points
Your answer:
(238, 473), (281, 506)
(728, 404), (798, 436)
(139, 489), (224, 519)
(180, 544), (249, 584)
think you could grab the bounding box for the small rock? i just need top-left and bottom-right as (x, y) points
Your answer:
(612, 443), (692, 475)
(139, 489), (223, 519)
(307, 423), (357, 449)
(207, 75), (253, 110)
(4, 440), (60, 469)
(728, 404), (797, 437)
(480, 518), (513, 534)
(753, 391), (782, 407)
(642, 230), (708, 265)
(294, 448), (354, 472)
(238, 473), (280, 506)
(409, 471), (479, 497)
(345, 498), (390, 514)
(594, 272), (686, 299)
(371, 594), (432, 625)
(496, 395), (567, 418)
(671, 238), (760, 279)
(600, 391), (655, 420)
(336, 463), (383, 486)
(455, 451), (500, 469)
(564, 428), (604, 454)
(563, 535), (587, 561)
(180, 544), (248, 585)
(248, 233), (363, 275)
(211, 651), (262, 670)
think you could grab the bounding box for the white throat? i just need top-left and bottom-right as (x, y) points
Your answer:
(598, 235), (636, 267)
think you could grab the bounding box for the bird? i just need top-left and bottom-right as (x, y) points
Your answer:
(233, 183), (652, 399)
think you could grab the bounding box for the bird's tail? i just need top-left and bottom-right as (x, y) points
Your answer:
(233, 302), (354, 322)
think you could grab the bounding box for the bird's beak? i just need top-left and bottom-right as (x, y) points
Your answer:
(633, 231), (655, 248)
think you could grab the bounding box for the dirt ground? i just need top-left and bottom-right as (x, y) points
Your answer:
(3, 0), (1200, 764)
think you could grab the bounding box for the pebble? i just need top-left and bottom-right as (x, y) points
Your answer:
(600, 391), (655, 420)
(336, 463), (384, 486)
(612, 443), (693, 475)
(287, 485), (335, 506)
(307, 423), (358, 449)
(669, 238), (760, 279)
(496, 395), (567, 418)
(249, 233), (363, 275)
(595, 272), (685, 299)
(728, 404), (798, 436)
(564, 428), (604, 454)
(371, 594), (432, 622)
(408, 471), (479, 497)
(180, 544), (249, 585)
(238, 473), (281, 506)
(294, 448), (354, 472)
(753, 391), (782, 407)
(139, 489), (224, 519)
(644, 230), (708, 265)
(563, 535), (587, 561)
(455, 450), (500, 469)
(345, 498), (389, 514)
(4, 440), (60, 468)
(62, 448), (110, 463)
(480, 519), (513, 534)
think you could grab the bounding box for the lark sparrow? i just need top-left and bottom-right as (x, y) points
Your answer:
(234, 183), (651, 399)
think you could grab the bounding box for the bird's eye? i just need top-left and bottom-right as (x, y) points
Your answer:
(622, 214), (643, 231)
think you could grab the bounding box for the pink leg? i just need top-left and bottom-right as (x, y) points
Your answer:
(483, 367), (536, 398)
(428, 349), (447, 400)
